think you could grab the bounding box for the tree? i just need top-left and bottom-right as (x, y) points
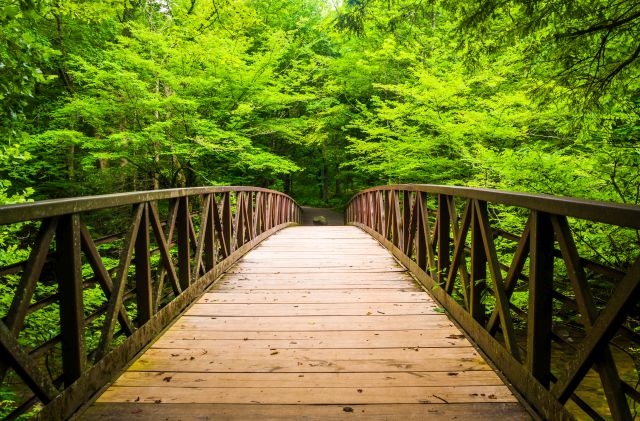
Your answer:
(447, 0), (640, 106)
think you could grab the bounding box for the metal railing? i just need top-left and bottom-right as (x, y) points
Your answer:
(346, 184), (640, 421)
(0, 187), (301, 420)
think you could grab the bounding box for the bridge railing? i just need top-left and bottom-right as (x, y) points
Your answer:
(0, 186), (301, 420)
(346, 185), (640, 421)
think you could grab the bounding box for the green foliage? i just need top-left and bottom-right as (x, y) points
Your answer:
(446, 0), (640, 106)
(0, 0), (635, 207)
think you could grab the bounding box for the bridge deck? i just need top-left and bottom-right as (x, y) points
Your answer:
(81, 226), (530, 420)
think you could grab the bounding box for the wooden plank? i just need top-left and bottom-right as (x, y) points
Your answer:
(199, 291), (429, 304)
(246, 252), (392, 257)
(129, 347), (487, 373)
(227, 266), (405, 273)
(245, 243), (383, 247)
(214, 280), (417, 290)
(82, 403), (532, 421)
(112, 370), (503, 388)
(217, 272), (413, 281)
(238, 257), (399, 264)
(184, 302), (438, 316)
(154, 327), (468, 342)
(268, 237), (376, 240)
(232, 264), (402, 271)
(253, 236), (380, 240)
(154, 329), (468, 347)
(249, 246), (390, 251)
(151, 336), (471, 350)
(97, 385), (517, 404)
(172, 315), (454, 331)
(138, 345), (482, 360)
(209, 288), (421, 295)
(82, 226), (528, 420)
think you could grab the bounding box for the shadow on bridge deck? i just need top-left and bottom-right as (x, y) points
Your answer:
(79, 226), (531, 420)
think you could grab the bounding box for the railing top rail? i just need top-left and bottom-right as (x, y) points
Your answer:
(0, 186), (299, 225)
(348, 184), (640, 229)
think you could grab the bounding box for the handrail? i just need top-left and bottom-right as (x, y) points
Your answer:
(0, 186), (295, 225)
(346, 184), (640, 421)
(346, 184), (640, 229)
(0, 186), (301, 420)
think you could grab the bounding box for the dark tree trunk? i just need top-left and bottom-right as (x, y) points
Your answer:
(322, 156), (329, 203)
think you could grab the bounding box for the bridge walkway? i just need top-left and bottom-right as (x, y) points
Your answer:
(80, 226), (530, 420)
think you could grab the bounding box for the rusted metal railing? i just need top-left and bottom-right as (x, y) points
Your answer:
(0, 187), (301, 420)
(346, 185), (640, 421)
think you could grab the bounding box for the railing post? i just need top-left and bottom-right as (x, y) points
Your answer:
(527, 210), (554, 388)
(135, 203), (153, 324)
(415, 192), (427, 271)
(222, 192), (233, 254)
(235, 192), (245, 248)
(247, 192), (254, 239)
(437, 194), (451, 285)
(177, 197), (191, 290)
(380, 191), (387, 237)
(253, 192), (262, 235)
(203, 195), (216, 271)
(367, 192), (372, 228)
(265, 194), (273, 230)
(402, 191), (411, 254)
(470, 200), (487, 323)
(56, 214), (86, 385)
(390, 190), (400, 248)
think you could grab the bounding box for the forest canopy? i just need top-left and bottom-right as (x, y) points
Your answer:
(0, 0), (638, 208)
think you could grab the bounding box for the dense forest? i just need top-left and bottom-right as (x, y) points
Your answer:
(1, 0), (638, 208)
(1, 1), (640, 419)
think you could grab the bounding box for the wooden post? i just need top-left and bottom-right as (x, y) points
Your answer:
(235, 192), (245, 248)
(527, 210), (554, 388)
(470, 200), (487, 323)
(56, 213), (86, 385)
(135, 204), (153, 324)
(176, 197), (191, 290)
(415, 192), (427, 271)
(402, 191), (411, 254)
(437, 194), (451, 285)
(203, 195), (216, 271)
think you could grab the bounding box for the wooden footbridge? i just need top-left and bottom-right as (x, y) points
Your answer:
(1, 186), (640, 420)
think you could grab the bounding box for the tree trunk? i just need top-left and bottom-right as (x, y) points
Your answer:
(68, 144), (75, 181)
(322, 156), (329, 203)
(334, 162), (340, 197)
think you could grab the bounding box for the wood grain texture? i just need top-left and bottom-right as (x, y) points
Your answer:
(184, 302), (438, 316)
(198, 291), (430, 304)
(152, 329), (472, 348)
(97, 385), (519, 404)
(82, 403), (531, 421)
(81, 226), (530, 420)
